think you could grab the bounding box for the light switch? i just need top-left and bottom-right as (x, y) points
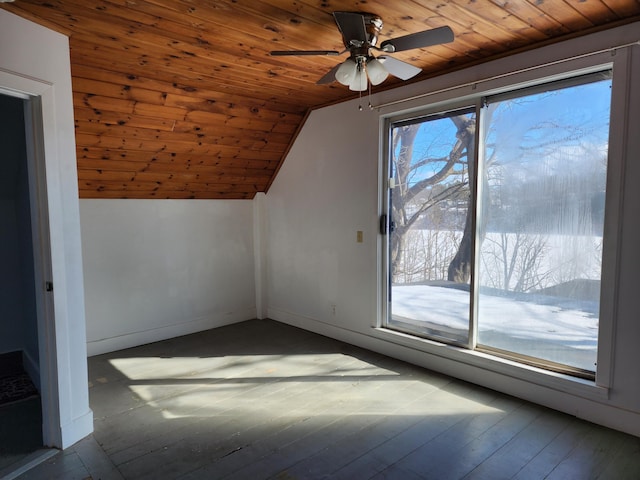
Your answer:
(357, 231), (363, 243)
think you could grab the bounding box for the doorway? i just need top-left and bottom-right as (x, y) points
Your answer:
(0, 92), (46, 470)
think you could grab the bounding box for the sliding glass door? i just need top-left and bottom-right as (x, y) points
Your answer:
(384, 72), (612, 377)
(476, 77), (611, 374)
(387, 108), (476, 346)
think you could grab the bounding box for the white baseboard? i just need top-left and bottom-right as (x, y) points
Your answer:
(86, 308), (257, 356)
(60, 408), (94, 450)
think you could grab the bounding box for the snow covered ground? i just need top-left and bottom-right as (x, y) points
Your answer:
(391, 284), (598, 371)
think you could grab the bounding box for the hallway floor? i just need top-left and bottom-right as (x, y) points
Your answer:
(0, 397), (43, 474)
(0, 351), (43, 477)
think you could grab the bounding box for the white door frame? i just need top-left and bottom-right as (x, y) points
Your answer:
(25, 93), (61, 447)
(0, 84), (61, 448)
(1, 8), (93, 448)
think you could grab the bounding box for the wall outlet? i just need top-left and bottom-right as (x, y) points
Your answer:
(356, 231), (363, 243)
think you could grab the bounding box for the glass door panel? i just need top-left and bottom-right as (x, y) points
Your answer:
(476, 77), (612, 373)
(387, 109), (476, 345)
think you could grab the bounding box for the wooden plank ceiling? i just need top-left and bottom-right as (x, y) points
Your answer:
(2, 0), (640, 199)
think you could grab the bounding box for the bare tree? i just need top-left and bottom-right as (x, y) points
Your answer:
(390, 94), (605, 292)
(480, 232), (550, 292)
(390, 114), (475, 283)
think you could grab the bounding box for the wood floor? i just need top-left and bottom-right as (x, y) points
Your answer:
(16, 319), (640, 479)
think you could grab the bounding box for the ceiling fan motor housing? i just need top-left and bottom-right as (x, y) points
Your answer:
(345, 12), (383, 66)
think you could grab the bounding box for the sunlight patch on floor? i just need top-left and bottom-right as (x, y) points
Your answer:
(109, 354), (401, 381)
(106, 353), (505, 421)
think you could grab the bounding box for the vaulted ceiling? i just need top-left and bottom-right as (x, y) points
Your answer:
(2, 0), (639, 199)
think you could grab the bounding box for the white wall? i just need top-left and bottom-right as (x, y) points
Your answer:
(264, 104), (380, 330)
(265, 23), (640, 437)
(0, 9), (92, 448)
(81, 199), (256, 355)
(262, 89), (416, 339)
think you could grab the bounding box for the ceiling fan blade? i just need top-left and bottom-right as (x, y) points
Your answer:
(377, 56), (422, 80)
(333, 11), (367, 46)
(380, 25), (454, 53)
(270, 50), (341, 56)
(316, 64), (341, 85)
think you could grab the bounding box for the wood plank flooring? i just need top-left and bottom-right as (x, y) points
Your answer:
(16, 319), (640, 479)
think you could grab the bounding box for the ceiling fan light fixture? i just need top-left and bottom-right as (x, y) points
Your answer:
(366, 58), (389, 85)
(349, 65), (368, 91)
(335, 59), (357, 86)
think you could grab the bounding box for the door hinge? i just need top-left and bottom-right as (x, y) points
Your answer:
(45, 281), (53, 292)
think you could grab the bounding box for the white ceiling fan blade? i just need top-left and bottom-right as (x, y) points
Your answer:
(377, 56), (421, 80)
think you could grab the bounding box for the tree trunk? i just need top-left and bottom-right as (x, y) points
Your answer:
(447, 198), (473, 283)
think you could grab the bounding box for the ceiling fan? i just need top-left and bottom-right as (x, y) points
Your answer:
(270, 11), (454, 91)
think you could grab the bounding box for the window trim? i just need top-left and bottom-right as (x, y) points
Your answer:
(370, 325), (610, 401)
(377, 51), (625, 393)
